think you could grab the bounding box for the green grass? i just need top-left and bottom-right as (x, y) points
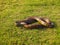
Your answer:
(0, 0), (60, 45)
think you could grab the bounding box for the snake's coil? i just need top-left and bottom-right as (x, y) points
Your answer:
(16, 17), (54, 29)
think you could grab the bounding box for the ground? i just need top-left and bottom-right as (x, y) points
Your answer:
(0, 0), (60, 45)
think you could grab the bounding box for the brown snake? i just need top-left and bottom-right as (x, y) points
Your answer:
(16, 17), (54, 29)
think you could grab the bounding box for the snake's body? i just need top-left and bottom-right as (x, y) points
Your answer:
(16, 17), (54, 28)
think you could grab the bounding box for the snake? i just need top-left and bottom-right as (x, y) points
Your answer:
(16, 17), (54, 28)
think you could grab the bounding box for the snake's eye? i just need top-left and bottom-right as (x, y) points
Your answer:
(49, 22), (55, 28)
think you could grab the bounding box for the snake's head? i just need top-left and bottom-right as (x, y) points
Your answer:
(48, 22), (55, 28)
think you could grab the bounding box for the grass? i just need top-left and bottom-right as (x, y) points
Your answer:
(0, 0), (60, 45)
